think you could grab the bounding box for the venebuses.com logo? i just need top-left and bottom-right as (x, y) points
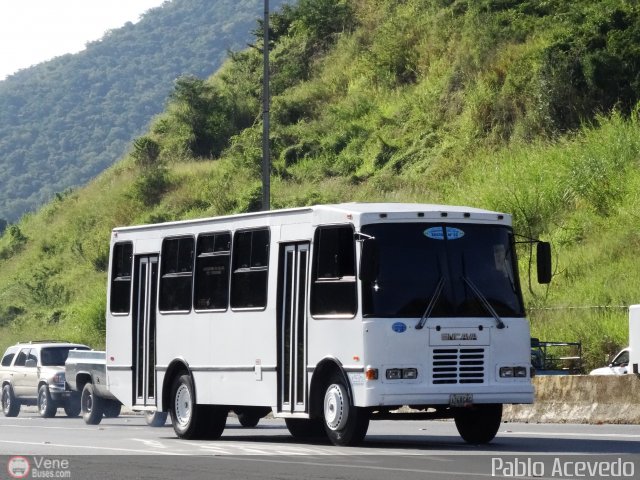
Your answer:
(7, 456), (30, 479)
(6, 456), (71, 478)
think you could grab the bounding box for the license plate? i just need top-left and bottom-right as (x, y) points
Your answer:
(449, 393), (473, 407)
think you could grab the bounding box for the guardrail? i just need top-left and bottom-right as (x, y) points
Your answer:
(504, 375), (640, 424)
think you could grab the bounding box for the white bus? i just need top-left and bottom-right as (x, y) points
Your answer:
(105, 203), (551, 446)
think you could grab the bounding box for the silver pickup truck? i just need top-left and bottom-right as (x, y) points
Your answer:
(65, 349), (122, 425)
(65, 350), (168, 426)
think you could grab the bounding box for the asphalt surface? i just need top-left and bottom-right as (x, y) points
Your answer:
(0, 408), (638, 479)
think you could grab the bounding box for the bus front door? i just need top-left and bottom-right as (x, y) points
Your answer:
(278, 243), (310, 414)
(133, 255), (158, 409)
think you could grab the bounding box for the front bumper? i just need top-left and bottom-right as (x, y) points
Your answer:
(357, 382), (534, 407)
(49, 383), (75, 402)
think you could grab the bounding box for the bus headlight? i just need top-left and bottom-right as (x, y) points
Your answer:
(499, 367), (514, 378)
(514, 366), (527, 378)
(499, 366), (528, 378)
(402, 368), (418, 379)
(385, 368), (418, 380)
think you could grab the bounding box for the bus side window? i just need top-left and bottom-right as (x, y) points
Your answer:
(110, 242), (133, 314)
(311, 225), (357, 317)
(194, 232), (231, 311)
(160, 237), (194, 312)
(231, 228), (270, 309)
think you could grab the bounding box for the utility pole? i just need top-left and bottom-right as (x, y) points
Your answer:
(261, 0), (270, 211)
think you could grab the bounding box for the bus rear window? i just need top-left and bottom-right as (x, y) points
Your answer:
(110, 242), (133, 314)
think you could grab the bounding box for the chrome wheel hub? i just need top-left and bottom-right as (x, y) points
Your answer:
(39, 391), (47, 413)
(174, 383), (192, 427)
(324, 383), (348, 431)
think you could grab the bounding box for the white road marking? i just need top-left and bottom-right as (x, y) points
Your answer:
(131, 438), (168, 449)
(197, 445), (233, 455)
(0, 440), (185, 455)
(213, 457), (495, 477)
(502, 431), (640, 439)
(0, 423), (97, 431)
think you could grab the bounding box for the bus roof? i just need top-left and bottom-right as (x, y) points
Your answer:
(112, 202), (509, 234)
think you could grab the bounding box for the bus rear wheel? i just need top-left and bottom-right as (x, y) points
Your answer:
(321, 374), (369, 446)
(145, 410), (168, 427)
(454, 403), (502, 444)
(237, 412), (260, 428)
(170, 374), (227, 440)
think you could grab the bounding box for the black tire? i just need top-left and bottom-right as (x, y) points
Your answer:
(237, 412), (260, 428)
(81, 383), (104, 425)
(145, 411), (168, 427)
(454, 403), (503, 444)
(103, 400), (122, 418)
(285, 418), (326, 439)
(38, 385), (57, 418)
(2, 384), (20, 417)
(321, 373), (369, 446)
(169, 373), (227, 440)
(63, 393), (81, 417)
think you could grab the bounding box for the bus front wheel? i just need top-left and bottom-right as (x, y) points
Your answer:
(170, 374), (227, 440)
(285, 418), (326, 439)
(321, 373), (369, 446)
(454, 403), (502, 444)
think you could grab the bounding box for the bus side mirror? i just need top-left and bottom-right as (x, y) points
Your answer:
(536, 241), (552, 284)
(359, 240), (379, 283)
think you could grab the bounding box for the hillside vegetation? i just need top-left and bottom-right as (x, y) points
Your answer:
(0, 0), (288, 222)
(2, 0), (640, 370)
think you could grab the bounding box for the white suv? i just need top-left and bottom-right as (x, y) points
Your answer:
(589, 348), (630, 375)
(1, 341), (90, 417)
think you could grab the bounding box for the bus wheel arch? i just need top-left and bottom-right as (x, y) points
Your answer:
(309, 359), (344, 420)
(309, 359), (370, 446)
(162, 359), (191, 414)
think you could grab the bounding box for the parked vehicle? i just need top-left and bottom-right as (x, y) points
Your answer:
(530, 338), (583, 375)
(65, 349), (167, 426)
(590, 304), (639, 375)
(589, 348), (629, 375)
(65, 349), (123, 424)
(1, 341), (89, 418)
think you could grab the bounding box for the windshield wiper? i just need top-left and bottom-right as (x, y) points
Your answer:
(462, 276), (505, 329)
(415, 277), (446, 330)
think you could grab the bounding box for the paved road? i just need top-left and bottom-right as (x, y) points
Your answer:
(1, 409), (638, 479)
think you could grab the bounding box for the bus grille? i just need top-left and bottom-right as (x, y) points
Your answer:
(432, 348), (485, 384)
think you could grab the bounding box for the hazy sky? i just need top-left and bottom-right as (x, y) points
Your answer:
(0, 0), (167, 80)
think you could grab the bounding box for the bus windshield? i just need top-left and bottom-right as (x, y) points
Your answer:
(360, 223), (524, 318)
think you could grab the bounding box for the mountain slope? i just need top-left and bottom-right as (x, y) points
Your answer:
(1, 0), (639, 369)
(0, 0), (287, 222)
